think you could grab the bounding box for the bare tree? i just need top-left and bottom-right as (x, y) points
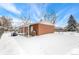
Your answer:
(40, 8), (56, 24)
(19, 15), (32, 37)
(0, 16), (12, 30)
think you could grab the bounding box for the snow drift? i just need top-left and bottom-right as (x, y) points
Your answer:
(0, 32), (79, 55)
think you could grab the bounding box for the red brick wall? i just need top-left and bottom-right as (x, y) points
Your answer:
(31, 24), (39, 35)
(19, 27), (28, 33)
(32, 23), (55, 35)
(38, 23), (55, 35)
(18, 23), (55, 35)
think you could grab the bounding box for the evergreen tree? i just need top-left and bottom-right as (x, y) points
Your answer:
(68, 15), (77, 26)
(66, 15), (77, 31)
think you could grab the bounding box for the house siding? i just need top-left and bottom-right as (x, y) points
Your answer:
(31, 23), (55, 35)
(19, 27), (28, 34)
(18, 23), (55, 36)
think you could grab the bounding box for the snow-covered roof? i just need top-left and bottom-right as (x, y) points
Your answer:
(30, 21), (54, 26)
(39, 21), (54, 26)
(16, 20), (54, 28)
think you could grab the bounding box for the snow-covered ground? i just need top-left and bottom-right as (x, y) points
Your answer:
(0, 32), (79, 55)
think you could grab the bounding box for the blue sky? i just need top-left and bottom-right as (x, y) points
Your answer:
(0, 3), (79, 27)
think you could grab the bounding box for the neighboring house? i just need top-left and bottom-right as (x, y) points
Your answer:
(55, 27), (64, 32)
(76, 24), (79, 32)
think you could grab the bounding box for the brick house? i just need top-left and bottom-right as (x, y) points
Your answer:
(18, 21), (55, 36)
(18, 26), (28, 35)
(30, 22), (55, 35)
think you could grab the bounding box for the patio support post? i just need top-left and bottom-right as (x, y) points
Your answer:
(28, 24), (30, 37)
